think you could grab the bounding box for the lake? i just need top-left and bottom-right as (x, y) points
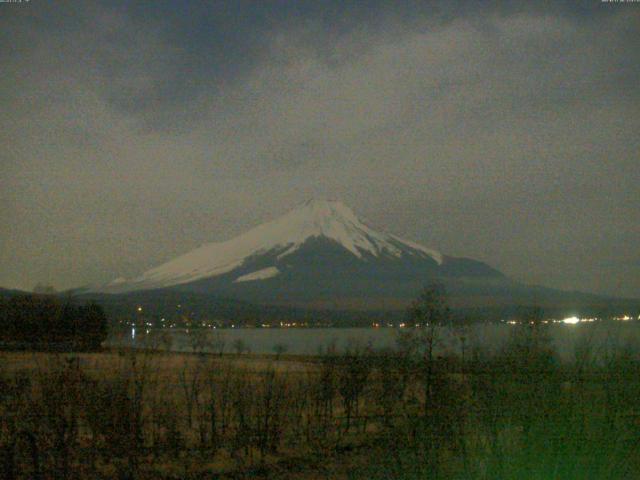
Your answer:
(107, 321), (640, 361)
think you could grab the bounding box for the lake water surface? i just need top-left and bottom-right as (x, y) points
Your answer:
(108, 322), (640, 362)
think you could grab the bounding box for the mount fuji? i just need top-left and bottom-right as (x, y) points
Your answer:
(94, 200), (511, 309)
(88, 199), (633, 316)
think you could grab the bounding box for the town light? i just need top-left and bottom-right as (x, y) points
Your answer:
(562, 316), (580, 325)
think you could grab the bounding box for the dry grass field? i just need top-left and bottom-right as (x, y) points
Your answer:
(3, 325), (640, 479)
(0, 348), (388, 479)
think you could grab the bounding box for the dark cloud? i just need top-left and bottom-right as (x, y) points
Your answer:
(1, 1), (639, 297)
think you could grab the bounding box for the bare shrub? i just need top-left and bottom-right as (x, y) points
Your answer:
(232, 339), (247, 355)
(255, 366), (287, 459)
(272, 343), (288, 360)
(337, 343), (372, 433)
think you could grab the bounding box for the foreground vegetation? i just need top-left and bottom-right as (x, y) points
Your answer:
(2, 286), (640, 479)
(2, 327), (640, 479)
(0, 294), (108, 351)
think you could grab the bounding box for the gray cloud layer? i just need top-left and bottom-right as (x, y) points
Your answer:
(1, 1), (639, 297)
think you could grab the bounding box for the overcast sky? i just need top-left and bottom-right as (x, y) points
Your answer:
(1, 1), (639, 298)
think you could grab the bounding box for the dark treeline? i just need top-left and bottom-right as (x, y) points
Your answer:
(87, 289), (404, 329)
(0, 294), (108, 351)
(82, 288), (640, 329)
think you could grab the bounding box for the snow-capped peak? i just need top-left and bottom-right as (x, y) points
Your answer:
(101, 199), (442, 292)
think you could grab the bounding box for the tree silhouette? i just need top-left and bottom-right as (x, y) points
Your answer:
(398, 282), (451, 416)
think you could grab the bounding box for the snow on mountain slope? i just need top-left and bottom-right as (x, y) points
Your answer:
(102, 200), (442, 292)
(234, 267), (280, 283)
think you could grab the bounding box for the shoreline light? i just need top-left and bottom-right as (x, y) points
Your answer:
(562, 316), (580, 325)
